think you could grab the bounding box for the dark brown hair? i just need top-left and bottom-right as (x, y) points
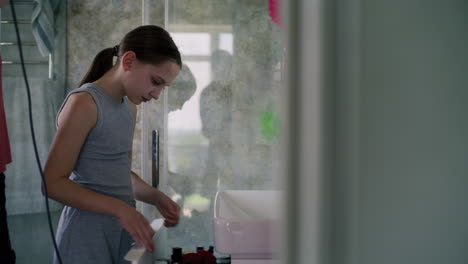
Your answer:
(79, 25), (182, 87)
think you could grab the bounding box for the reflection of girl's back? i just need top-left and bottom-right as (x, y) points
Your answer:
(200, 50), (233, 143)
(199, 81), (234, 196)
(200, 82), (233, 143)
(199, 50), (235, 195)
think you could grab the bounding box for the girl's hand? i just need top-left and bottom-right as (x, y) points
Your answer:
(155, 192), (180, 227)
(116, 205), (155, 252)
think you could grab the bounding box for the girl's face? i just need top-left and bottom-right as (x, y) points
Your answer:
(121, 53), (180, 105)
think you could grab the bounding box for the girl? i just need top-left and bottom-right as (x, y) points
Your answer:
(44, 25), (181, 264)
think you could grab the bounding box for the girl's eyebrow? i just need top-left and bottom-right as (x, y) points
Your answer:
(153, 76), (167, 85)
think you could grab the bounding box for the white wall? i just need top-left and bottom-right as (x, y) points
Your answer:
(333, 1), (468, 264)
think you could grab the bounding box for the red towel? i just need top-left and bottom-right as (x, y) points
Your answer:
(0, 56), (12, 173)
(182, 250), (216, 264)
(269, 0), (282, 28)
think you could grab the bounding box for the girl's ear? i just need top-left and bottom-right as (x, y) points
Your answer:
(121, 51), (137, 72)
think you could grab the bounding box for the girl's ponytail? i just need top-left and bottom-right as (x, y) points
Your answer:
(79, 25), (181, 87)
(78, 47), (115, 87)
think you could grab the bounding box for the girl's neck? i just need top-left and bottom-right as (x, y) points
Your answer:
(94, 66), (126, 103)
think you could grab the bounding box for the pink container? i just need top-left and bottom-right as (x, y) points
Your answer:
(213, 191), (282, 259)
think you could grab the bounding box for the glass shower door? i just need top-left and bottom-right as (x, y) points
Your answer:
(140, 0), (285, 260)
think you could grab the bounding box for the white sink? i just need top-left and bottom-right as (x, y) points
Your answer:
(213, 190), (283, 259)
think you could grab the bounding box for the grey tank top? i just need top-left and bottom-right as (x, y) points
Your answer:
(57, 83), (135, 205)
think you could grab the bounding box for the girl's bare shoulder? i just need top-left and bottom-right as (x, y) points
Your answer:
(58, 92), (97, 129)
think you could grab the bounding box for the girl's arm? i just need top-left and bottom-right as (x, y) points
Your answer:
(43, 92), (155, 252)
(130, 171), (180, 226)
(128, 101), (180, 227)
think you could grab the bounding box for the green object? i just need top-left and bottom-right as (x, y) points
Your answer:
(184, 193), (210, 212)
(260, 111), (280, 141)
